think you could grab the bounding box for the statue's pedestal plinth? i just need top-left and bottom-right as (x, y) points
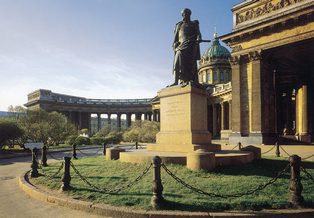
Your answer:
(147, 84), (221, 153)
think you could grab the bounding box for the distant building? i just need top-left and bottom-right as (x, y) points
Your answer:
(0, 111), (9, 117)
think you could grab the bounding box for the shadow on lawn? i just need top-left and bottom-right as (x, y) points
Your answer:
(206, 157), (313, 178)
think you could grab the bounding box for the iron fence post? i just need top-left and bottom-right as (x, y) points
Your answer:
(238, 142), (242, 150)
(151, 156), (164, 207)
(30, 148), (39, 178)
(72, 143), (77, 159)
(288, 154), (304, 204)
(41, 145), (48, 167)
(103, 142), (106, 155)
(61, 157), (71, 191)
(275, 142), (280, 157)
(136, 141), (138, 149)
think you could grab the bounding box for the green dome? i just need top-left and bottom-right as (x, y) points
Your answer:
(202, 34), (231, 61)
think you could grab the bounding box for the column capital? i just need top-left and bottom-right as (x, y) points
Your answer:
(229, 55), (241, 66)
(248, 50), (262, 62)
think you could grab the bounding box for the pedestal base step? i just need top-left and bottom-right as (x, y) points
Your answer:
(119, 149), (254, 167)
(147, 143), (221, 153)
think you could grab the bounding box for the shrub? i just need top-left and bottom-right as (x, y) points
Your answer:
(104, 135), (120, 144)
(66, 135), (78, 145)
(75, 136), (91, 145)
(91, 137), (105, 145)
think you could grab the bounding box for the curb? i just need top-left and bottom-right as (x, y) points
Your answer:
(19, 171), (314, 218)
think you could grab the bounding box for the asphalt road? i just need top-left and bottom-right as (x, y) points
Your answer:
(0, 148), (108, 218)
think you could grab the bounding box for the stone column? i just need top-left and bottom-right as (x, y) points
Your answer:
(79, 112), (82, 130)
(97, 113), (101, 131)
(107, 113), (111, 125)
(117, 113), (121, 128)
(220, 102), (225, 131)
(228, 100), (232, 130)
(301, 85), (308, 136)
(88, 112), (91, 132)
(127, 113), (132, 127)
(249, 51), (262, 134)
(153, 110), (157, 122)
(212, 104), (217, 137)
(157, 111), (160, 122)
(135, 113), (142, 121)
(69, 111), (72, 124)
(230, 56), (241, 134)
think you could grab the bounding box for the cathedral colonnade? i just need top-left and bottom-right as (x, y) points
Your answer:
(24, 89), (160, 133)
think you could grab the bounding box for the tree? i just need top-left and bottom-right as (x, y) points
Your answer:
(122, 120), (160, 143)
(7, 105), (26, 118)
(94, 124), (117, 138)
(12, 108), (77, 146)
(47, 111), (77, 146)
(0, 117), (24, 149)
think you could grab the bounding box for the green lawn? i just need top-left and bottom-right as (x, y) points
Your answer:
(31, 155), (314, 212)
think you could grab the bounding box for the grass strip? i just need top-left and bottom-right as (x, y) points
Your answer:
(31, 156), (314, 212)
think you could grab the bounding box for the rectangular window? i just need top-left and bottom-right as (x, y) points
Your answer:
(226, 72), (229, 80)
(207, 73), (211, 81)
(220, 72), (224, 80)
(213, 72), (217, 81)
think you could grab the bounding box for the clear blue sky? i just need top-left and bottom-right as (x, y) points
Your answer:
(0, 0), (241, 111)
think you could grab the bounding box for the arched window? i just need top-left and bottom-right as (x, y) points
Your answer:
(226, 71), (229, 81)
(220, 72), (224, 80)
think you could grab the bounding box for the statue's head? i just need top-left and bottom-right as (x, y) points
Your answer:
(181, 8), (191, 21)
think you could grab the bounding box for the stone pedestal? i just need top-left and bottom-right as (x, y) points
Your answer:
(187, 149), (215, 171)
(241, 145), (261, 160)
(147, 84), (220, 153)
(106, 147), (125, 160)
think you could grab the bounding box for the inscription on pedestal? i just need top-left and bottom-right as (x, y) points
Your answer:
(164, 101), (184, 117)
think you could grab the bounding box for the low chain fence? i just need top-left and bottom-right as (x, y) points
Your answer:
(70, 161), (152, 193)
(47, 150), (72, 160)
(76, 146), (103, 156)
(29, 147), (314, 208)
(232, 141), (314, 160)
(161, 163), (291, 198)
(261, 145), (276, 155)
(128, 142), (145, 150)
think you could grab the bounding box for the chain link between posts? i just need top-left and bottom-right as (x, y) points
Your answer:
(300, 165), (314, 183)
(47, 150), (72, 160)
(34, 152), (64, 178)
(231, 144), (239, 150)
(76, 147), (103, 156)
(261, 145), (276, 155)
(39, 162), (64, 178)
(70, 161), (152, 193)
(279, 145), (314, 160)
(161, 163), (290, 198)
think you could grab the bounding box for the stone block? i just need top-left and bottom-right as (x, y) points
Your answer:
(106, 147), (125, 160)
(241, 145), (261, 160)
(187, 149), (215, 171)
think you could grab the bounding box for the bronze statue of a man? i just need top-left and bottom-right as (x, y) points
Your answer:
(172, 8), (202, 85)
